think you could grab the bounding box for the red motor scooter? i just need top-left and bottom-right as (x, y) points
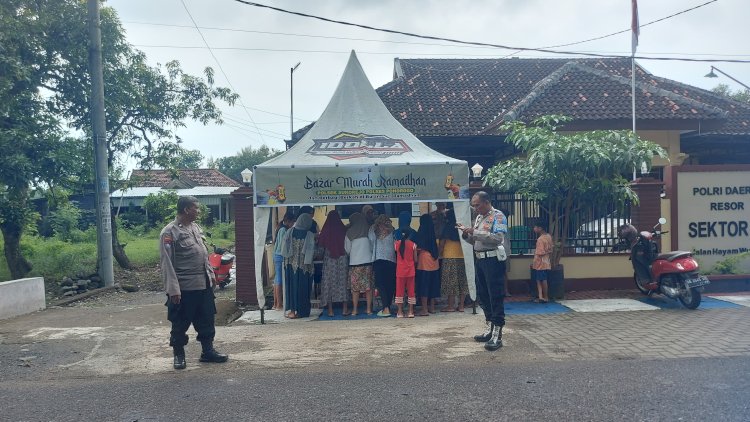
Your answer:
(616, 217), (710, 309)
(208, 244), (235, 290)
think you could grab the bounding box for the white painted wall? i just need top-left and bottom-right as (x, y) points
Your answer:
(0, 277), (46, 320)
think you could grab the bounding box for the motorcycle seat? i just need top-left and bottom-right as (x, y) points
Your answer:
(655, 251), (692, 262)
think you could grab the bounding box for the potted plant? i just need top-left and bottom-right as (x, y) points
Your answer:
(484, 115), (667, 298)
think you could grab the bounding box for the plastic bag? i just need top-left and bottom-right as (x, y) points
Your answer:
(496, 244), (507, 262)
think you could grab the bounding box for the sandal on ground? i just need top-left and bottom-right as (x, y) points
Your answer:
(377, 310), (391, 317)
(396, 313), (404, 318)
(457, 308), (465, 312)
(342, 311), (352, 316)
(441, 307), (456, 312)
(417, 312), (430, 317)
(407, 313), (415, 318)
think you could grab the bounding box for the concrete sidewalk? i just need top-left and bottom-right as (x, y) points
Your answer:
(1, 288), (749, 380)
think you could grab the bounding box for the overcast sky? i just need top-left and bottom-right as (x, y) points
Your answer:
(107, 0), (750, 176)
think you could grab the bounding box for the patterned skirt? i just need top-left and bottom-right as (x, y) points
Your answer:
(349, 264), (373, 293)
(440, 258), (469, 296)
(320, 252), (349, 306)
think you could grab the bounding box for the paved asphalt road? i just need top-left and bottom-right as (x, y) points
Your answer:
(2, 356), (749, 421)
(2, 289), (749, 421)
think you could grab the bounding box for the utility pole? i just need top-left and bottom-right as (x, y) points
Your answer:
(290, 61), (301, 149)
(87, 0), (114, 286)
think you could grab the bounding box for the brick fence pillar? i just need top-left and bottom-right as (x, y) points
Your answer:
(231, 186), (257, 305)
(630, 177), (664, 232)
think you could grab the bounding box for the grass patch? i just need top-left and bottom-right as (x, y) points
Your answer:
(1, 223), (237, 283)
(118, 226), (161, 268)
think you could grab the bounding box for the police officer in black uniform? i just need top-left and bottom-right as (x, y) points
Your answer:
(160, 196), (228, 370)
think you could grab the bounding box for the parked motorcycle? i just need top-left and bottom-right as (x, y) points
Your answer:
(208, 244), (235, 290)
(615, 217), (710, 309)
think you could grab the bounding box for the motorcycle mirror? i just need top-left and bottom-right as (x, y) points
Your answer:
(658, 217), (667, 225)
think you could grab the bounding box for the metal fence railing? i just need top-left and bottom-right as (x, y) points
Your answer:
(491, 192), (631, 256)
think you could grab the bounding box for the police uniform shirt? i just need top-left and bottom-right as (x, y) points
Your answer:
(160, 219), (215, 296)
(465, 208), (507, 251)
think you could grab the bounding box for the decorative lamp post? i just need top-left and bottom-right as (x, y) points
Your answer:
(241, 168), (253, 187)
(705, 66), (750, 90)
(232, 168), (260, 315)
(471, 163), (484, 180)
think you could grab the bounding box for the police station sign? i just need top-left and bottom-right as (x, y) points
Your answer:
(676, 169), (750, 270)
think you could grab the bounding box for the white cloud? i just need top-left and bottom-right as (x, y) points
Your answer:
(108, 0), (750, 173)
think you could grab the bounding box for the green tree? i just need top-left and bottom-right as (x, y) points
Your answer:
(484, 115), (667, 267)
(208, 145), (282, 182)
(0, 0), (237, 275)
(142, 191), (179, 227)
(172, 148), (205, 170)
(711, 84), (750, 105)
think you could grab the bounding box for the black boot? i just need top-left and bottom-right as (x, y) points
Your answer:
(200, 343), (229, 363)
(173, 347), (186, 370)
(473, 321), (494, 342)
(484, 325), (503, 351)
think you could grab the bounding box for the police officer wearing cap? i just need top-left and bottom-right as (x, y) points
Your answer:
(160, 196), (228, 369)
(456, 191), (508, 351)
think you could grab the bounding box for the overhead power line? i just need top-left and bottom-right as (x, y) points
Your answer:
(125, 0), (721, 54)
(539, 0), (719, 49)
(180, 0), (266, 143)
(131, 43), (750, 60)
(231, 0), (749, 64)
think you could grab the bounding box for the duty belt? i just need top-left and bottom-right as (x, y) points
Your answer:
(474, 250), (498, 259)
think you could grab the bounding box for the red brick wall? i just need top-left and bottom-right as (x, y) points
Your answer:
(630, 177), (664, 232)
(231, 187), (257, 305)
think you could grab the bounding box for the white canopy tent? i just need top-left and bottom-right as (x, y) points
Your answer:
(251, 51), (475, 309)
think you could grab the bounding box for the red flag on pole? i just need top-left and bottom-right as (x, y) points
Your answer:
(631, 0), (640, 55)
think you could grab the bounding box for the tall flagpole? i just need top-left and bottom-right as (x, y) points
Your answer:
(631, 0), (639, 180)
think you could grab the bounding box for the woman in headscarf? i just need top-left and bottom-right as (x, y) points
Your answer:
(368, 214), (396, 317)
(272, 211), (296, 311)
(393, 210), (418, 243)
(317, 210), (350, 317)
(439, 208), (469, 312)
(297, 205), (318, 233)
(362, 204), (376, 226)
(345, 212), (374, 316)
(415, 214), (440, 316)
(281, 213), (316, 319)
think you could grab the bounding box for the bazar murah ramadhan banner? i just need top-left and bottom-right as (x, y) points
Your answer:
(254, 164), (470, 206)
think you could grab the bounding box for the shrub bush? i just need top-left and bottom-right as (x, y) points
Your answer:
(48, 203), (82, 242)
(707, 252), (750, 275)
(23, 237), (97, 281)
(143, 191), (178, 227)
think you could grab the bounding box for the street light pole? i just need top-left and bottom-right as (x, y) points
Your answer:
(705, 66), (750, 91)
(290, 62), (301, 147)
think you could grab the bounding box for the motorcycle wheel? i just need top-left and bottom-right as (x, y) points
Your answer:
(678, 287), (701, 309)
(633, 273), (650, 295)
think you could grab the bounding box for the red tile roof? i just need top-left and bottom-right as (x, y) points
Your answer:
(373, 57), (748, 137)
(129, 169), (241, 188)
